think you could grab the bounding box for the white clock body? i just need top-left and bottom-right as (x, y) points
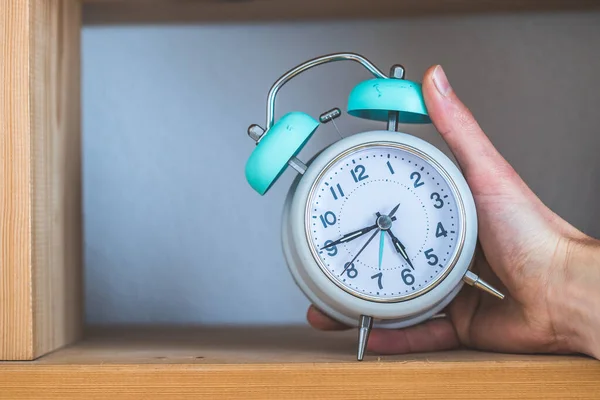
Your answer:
(281, 130), (478, 329)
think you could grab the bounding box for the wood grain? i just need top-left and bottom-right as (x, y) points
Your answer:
(82, 0), (600, 25)
(0, 0), (34, 361)
(1, 327), (600, 399)
(0, 0), (83, 361)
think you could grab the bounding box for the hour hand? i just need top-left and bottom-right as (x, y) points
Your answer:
(387, 229), (414, 270)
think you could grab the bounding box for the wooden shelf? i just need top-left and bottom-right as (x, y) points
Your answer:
(3, 2), (600, 398)
(82, 0), (600, 25)
(2, 326), (600, 399)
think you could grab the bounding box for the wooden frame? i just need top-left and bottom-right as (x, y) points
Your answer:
(2, 0), (600, 397)
(1, 0), (82, 361)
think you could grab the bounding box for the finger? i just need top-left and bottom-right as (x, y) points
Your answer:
(421, 65), (518, 194)
(366, 318), (460, 355)
(306, 305), (351, 331)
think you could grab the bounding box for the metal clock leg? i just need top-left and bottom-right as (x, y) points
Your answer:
(357, 315), (374, 361)
(463, 271), (505, 300)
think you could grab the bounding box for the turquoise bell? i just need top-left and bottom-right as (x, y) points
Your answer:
(347, 77), (431, 124)
(245, 111), (319, 195)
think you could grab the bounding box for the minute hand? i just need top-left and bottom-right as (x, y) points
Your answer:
(320, 218), (395, 250)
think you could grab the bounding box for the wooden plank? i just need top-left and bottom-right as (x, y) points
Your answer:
(0, 0), (34, 361)
(82, 0), (600, 25)
(1, 327), (599, 399)
(0, 0), (83, 361)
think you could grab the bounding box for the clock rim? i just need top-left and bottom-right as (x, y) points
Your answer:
(282, 130), (478, 323)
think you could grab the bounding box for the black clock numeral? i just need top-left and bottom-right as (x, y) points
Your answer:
(330, 183), (345, 200)
(410, 171), (424, 188)
(401, 268), (415, 286)
(424, 248), (438, 266)
(351, 165), (369, 182)
(344, 262), (358, 279)
(319, 211), (337, 228)
(436, 222), (448, 238)
(371, 272), (383, 290)
(323, 240), (337, 257)
(430, 192), (444, 209)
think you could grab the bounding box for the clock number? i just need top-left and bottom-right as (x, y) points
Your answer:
(330, 183), (345, 200)
(386, 161), (395, 175)
(436, 222), (448, 238)
(351, 165), (369, 182)
(344, 263), (358, 279)
(410, 172), (424, 188)
(323, 240), (337, 257)
(371, 272), (383, 290)
(430, 192), (444, 209)
(424, 248), (438, 266)
(401, 268), (415, 286)
(319, 211), (337, 228)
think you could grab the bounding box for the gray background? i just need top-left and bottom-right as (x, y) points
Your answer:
(82, 11), (600, 325)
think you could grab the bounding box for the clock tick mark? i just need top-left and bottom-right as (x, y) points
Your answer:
(444, 195), (449, 198)
(420, 167), (424, 171)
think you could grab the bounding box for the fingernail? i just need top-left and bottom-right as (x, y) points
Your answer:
(433, 65), (452, 97)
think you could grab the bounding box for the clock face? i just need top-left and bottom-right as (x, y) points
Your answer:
(305, 142), (464, 302)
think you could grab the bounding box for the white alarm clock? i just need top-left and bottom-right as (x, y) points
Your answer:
(244, 53), (503, 361)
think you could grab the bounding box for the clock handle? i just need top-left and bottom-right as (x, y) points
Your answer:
(262, 53), (388, 134)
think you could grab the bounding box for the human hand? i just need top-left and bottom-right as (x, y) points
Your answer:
(307, 65), (600, 359)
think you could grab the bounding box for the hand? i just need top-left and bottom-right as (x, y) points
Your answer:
(307, 65), (600, 359)
(378, 231), (385, 270)
(386, 228), (414, 270)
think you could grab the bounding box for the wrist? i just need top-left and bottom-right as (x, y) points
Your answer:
(550, 237), (600, 359)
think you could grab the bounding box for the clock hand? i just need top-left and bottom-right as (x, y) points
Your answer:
(387, 228), (414, 270)
(341, 228), (381, 275)
(378, 231), (385, 270)
(387, 203), (401, 218)
(321, 216), (396, 250)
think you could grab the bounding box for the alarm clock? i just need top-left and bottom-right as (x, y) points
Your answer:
(244, 53), (504, 361)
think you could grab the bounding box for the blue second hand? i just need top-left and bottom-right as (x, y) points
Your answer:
(378, 230), (385, 270)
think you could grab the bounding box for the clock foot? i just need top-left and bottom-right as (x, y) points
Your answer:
(463, 271), (505, 300)
(357, 315), (373, 361)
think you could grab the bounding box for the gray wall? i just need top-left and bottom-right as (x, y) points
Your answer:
(82, 11), (600, 325)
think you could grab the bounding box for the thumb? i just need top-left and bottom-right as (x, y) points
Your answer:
(422, 65), (517, 196)
(422, 65), (586, 240)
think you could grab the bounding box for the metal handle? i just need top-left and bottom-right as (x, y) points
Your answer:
(264, 52), (388, 130)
